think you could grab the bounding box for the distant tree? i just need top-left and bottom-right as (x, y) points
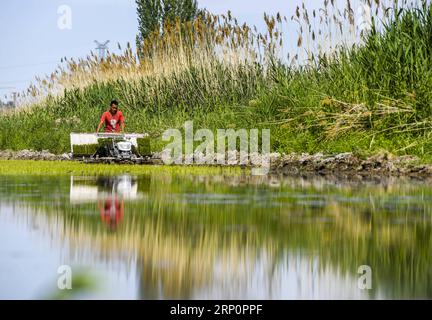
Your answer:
(135, 0), (201, 54)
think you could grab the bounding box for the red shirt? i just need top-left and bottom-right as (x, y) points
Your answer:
(100, 110), (124, 132)
(99, 198), (124, 230)
(99, 198), (124, 226)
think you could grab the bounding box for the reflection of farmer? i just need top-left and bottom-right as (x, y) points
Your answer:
(98, 197), (124, 230)
(96, 100), (125, 133)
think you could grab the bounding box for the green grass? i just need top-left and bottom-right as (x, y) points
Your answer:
(0, 160), (246, 176)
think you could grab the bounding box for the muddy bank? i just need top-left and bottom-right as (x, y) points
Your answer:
(0, 149), (71, 161)
(1, 149), (432, 178)
(271, 152), (432, 178)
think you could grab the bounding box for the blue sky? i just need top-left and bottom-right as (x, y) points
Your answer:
(0, 0), (339, 100)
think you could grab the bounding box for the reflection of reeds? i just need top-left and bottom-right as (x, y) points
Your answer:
(3, 172), (431, 299)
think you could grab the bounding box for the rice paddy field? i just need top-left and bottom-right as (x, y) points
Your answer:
(0, 160), (245, 176)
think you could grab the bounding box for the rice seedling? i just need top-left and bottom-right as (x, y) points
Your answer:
(0, 160), (245, 176)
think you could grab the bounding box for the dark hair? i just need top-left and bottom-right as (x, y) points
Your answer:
(110, 100), (119, 107)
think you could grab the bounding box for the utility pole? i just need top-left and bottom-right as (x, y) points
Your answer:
(0, 87), (16, 110)
(94, 40), (110, 60)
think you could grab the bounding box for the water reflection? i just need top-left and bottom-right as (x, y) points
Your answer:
(0, 173), (431, 299)
(70, 176), (147, 231)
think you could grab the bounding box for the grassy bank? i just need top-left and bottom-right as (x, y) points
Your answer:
(1, 1), (432, 162)
(0, 160), (244, 176)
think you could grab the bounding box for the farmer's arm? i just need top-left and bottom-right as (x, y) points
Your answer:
(96, 121), (104, 133)
(96, 113), (106, 133)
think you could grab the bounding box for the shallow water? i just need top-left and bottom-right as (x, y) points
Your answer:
(0, 173), (431, 299)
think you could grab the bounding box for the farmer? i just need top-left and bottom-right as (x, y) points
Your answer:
(96, 100), (125, 133)
(98, 197), (124, 231)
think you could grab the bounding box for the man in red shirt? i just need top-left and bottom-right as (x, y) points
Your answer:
(96, 100), (125, 133)
(98, 197), (124, 231)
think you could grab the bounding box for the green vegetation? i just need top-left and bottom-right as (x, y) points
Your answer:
(0, 160), (245, 176)
(137, 137), (151, 155)
(73, 144), (99, 156)
(1, 1), (432, 162)
(136, 0), (201, 54)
